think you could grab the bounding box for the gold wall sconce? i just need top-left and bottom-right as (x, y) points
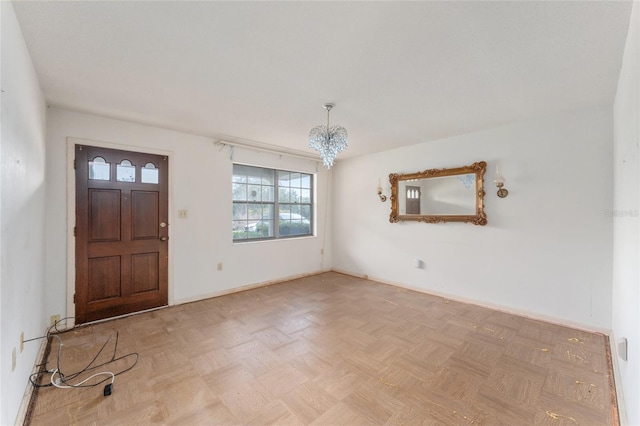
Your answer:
(377, 178), (387, 202)
(494, 165), (509, 198)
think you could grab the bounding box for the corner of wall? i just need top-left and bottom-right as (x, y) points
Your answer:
(1, 2), (48, 425)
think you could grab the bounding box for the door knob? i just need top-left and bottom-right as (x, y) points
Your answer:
(160, 236), (168, 242)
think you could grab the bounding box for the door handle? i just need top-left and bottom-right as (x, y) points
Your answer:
(160, 236), (168, 242)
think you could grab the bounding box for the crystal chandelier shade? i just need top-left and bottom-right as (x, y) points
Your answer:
(308, 103), (348, 169)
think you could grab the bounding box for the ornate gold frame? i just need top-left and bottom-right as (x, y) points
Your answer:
(389, 161), (487, 225)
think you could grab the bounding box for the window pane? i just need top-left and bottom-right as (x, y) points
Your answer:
(253, 219), (274, 238)
(232, 183), (247, 201)
(261, 173), (274, 186)
(290, 205), (301, 216)
(117, 159), (136, 182)
(141, 162), (159, 184)
(247, 203), (265, 220)
(278, 171), (290, 186)
(300, 189), (311, 203)
(233, 203), (248, 220)
(301, 175), (311, 188)
(278, 187), (289, 203)
(289, 173), (301, 187)
(262, 204), (274, 220)
(294, 222), (311, 235)
(89, 157), (110, 181)
(278, 206), (310, 236)
(279, 208), (291, 220)
(233, 228), (249, 240)
(289, 188), (301, 203)
(262, 186), (274, 202)
(300, 205), (311, 219)
(247, 185), (261, 201)
(233, 220), (247, 231)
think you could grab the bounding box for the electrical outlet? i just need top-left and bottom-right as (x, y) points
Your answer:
(51, 315), (61, 327)
(12, 348), (16, 371)
(217, 263), (223, 271)
(618, 337), (628, 361)
(20, 332), (24, 353)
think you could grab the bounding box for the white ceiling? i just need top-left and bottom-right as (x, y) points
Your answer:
(12, 1), (633, 159)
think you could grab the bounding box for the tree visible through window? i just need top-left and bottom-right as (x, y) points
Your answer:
(232, 164), (313, 241)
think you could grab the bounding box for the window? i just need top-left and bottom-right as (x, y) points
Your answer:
(141, 162), (159, 184)
(233, 164), (313, 241)
(116, 159), (136, 182)
(89, 156), (110, 180)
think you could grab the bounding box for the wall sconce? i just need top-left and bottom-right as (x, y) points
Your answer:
(494, 165), (509, 198)
(377, 178), (387, 202)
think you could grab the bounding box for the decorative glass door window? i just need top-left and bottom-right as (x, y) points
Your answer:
(141, 163), (159, 184)
(116, 159), (136, 182)
(88, 157), (110, 181)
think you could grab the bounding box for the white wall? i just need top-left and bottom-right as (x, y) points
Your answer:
(332, 106), (613, 330)
(0, 2), (47, 425)
(613, 2), (640, 424)
(45, 108), (332, 321)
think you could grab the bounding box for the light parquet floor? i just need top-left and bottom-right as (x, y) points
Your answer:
(26, 272), (618, 425)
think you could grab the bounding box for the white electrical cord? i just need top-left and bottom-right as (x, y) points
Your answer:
(50, 369), (114, 389)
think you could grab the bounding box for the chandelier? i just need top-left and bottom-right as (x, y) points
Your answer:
(309, 103), (348, 169)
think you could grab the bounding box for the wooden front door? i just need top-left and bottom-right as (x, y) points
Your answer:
(75, 145), (169, 324)
(406, 185), (421, 215)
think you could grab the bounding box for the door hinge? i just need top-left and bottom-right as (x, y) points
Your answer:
(74, 226), (77, 237)
(73, 159), (76, 169)
(73, 293), (76, 303)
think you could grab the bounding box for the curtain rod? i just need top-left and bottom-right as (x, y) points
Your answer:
(214, 138), (321, 163)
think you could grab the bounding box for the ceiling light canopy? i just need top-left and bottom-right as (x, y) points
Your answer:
(309, 103), (348, 169)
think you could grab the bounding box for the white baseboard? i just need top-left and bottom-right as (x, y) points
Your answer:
(332, 268), (610, 335)
(172, 269), (332, 306)
(15, 332), (49, 426)
(608, 331), (628, 425)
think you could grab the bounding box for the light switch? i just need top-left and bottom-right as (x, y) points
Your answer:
(178, 210), (188, 218)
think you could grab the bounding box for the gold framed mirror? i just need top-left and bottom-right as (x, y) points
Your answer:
(389, 161), (487, 225)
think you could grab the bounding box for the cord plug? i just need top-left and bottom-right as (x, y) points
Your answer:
(103, 383), (113, 396)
